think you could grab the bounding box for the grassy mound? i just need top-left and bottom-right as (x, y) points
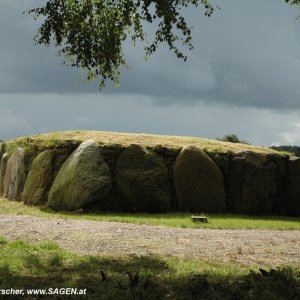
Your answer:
(2, 130), (290, 157)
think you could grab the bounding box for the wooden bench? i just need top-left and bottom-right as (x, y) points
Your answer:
(191, 216), (208, 223)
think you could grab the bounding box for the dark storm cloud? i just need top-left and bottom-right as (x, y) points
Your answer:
(1, 0), (300, 109)
(120, 0), (300, 109)
(0, 0), (99, 93)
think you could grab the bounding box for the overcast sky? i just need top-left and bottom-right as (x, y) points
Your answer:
(1, 0), (300, 146)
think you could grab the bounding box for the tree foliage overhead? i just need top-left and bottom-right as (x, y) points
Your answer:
(27, 0), (215, 89)
(286, 0), (300, 5)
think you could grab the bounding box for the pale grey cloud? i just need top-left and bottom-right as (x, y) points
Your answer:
(1, 93), (300, 146)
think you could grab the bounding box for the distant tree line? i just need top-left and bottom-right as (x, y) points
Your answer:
(271, 146), (300, 157)
(217, 134), (250, 145)
(217, 136), (300, 157)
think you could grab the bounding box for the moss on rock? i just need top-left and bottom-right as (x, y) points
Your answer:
(0, 153), (8, 196)
(22, 150), (55, 205)
(3, 148), (27, 200)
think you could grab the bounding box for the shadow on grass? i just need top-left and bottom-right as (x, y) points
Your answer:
(0, 239), (299, 300)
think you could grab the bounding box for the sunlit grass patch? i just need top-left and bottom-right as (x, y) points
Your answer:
(0, 238), (298, 300)
(1, 198), (299, 230)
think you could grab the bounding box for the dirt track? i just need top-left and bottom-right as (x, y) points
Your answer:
(0, 214), (299, 267)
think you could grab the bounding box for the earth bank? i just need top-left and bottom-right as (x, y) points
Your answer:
(0, 133), (298, 215)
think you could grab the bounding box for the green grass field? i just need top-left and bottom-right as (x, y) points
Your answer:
(1, 198), (299, 230)
(0, 237), (299, 300)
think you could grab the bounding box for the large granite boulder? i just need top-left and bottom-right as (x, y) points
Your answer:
(3, 147), (27, 200)
(22, 150), (55, 205)
(229, 152), (278, 215)
(48, 140), (111, 211)
(0, 143), (6, 161)
(0, 143), (6, 194)
(116, 144), (171, 212)
(281, 158), (300, 216)
(174, 145), (226, 213)
(0, 153), (8, 195)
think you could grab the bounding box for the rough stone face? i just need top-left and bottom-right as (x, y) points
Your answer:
(22, 150), (55, 205)
(281, 158), (300, 216)
(229, 152), (278, 215)
(0, 143), (6, 162)
(174, 145), (226, 213)
(0, 153), (8, 195)
(48, 140), (111, 211)
(3, 148), (26, 200)
(116, 144), (171, 212)
(0, 143), (6, 194)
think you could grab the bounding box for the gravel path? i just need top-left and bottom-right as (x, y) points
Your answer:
(0, 214), (299, 267)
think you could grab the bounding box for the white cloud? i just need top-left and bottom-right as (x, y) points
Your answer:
(279, 121), (300, 145)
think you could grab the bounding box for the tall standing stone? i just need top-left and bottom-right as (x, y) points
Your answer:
(174, 145), (226, 213)
(281, 158), (300, 216)
(0, 153), (8, 195)
(22, 150), (55, 205)
(116, 144), (171, 212)
(0, 143), (6, 194)
(3, 147), (26, 200)
(0, 143), (6, 161)
(229, 152), (278, 214)
(48, 140), (112, 211)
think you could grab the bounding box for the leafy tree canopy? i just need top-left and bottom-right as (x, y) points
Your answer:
(27, 1), (299, 89)
(217, 134), (250, 145)
(271, 145), (300, 157)
(26, 0), (215, 89)
(286, 0), (300, 5)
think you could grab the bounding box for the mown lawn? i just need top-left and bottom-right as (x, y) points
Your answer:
(0, 237), (299, 300)
(0, 198), (299, 230)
